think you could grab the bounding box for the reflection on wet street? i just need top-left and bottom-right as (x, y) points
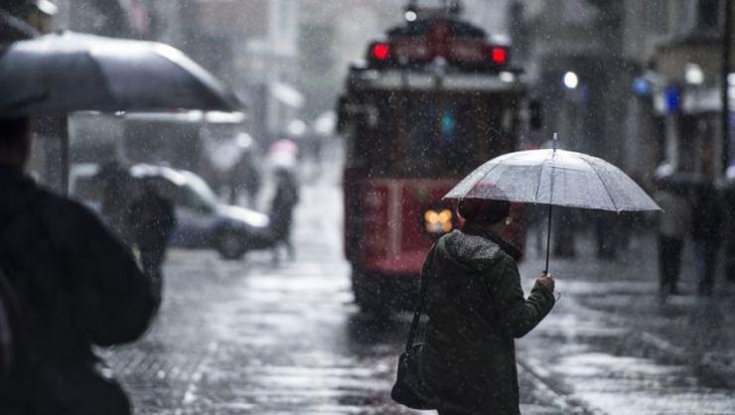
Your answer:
(518, 237), (735, 414)
(107, 168), (735, 414)
(108, 171), (423, 414)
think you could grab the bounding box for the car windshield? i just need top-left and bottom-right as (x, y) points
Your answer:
(183, 173), (221, 210)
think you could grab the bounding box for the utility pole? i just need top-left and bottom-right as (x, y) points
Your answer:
(722, 0), (732, 173)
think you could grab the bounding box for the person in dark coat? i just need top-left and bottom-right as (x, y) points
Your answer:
(269, 166), (300, 261)
(653, 170), (691, 297)
(128, 180), (176, 303)
(229, 150), (261, 208)
(0, 267), (18, 390)
(724, 181), (735, 284)
(691, 179), (724, 296)
(0, 117), (157, 415)
(419, 198), (556, 415)
(98, 160), (135, 245)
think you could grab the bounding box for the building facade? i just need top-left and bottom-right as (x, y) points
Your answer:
(647, 0), (734, 176)
(511, 0), (735, 182)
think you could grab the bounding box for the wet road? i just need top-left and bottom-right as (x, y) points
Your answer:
(108, 158), (735, 415)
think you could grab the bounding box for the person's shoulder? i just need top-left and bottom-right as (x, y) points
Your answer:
(493, 252), (517, 273)
(438, 230), (508, 265)
(34, 188), (105, 228)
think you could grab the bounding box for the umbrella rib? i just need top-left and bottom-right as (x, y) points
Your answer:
(467, 159), (504, 199)
(585, 157), (619, 212)
(533, 158), (548, 204)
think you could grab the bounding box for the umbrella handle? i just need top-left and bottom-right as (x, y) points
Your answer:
(544, 203), (552, 274)
(545, 133), (558, 274)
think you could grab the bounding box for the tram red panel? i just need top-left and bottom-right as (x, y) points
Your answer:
(359, 179), (455, 276)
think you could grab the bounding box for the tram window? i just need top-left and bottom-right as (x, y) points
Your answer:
(399, 94), (483, 178)
(357, 92), (514, 178)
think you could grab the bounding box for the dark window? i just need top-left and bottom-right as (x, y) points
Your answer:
(351, 91), (518, 178)
(698, 0), (721, 28)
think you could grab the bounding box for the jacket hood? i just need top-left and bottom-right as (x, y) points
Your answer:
(434, 227), (520, 273)
(0, 166), (39, 221)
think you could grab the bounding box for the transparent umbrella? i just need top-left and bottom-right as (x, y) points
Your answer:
(444, 134), (661, 272)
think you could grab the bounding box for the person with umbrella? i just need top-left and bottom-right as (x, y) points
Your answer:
(417, 197), (556, 414)
(0, 117), (157, 414)
(0, 13), (239, 415)
(400, 134), (660, 414)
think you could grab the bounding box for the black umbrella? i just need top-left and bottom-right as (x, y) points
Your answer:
(0, 31), (242, 194)
(0, 31), (241, 115)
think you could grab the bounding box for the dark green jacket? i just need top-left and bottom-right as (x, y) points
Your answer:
(418, 228), (555, 414)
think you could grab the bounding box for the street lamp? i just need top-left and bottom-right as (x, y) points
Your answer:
(685, 63), (704, 85)
(563, 71), (579, 89)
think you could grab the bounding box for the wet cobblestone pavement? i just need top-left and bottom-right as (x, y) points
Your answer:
(106, 161), (735, 414)
(518, 234), (735, 414)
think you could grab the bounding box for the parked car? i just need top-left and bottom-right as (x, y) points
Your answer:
(70, 163), (272, 260)
(69, 162), (103, 212)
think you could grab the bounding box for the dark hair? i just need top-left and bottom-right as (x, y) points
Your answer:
(457, 198), (511, 226)
(0, 117), (31, 160)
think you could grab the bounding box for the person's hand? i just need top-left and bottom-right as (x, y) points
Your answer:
(536, 272), (555, 293)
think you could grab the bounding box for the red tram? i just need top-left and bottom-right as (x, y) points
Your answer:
(337, 3), (538, 312)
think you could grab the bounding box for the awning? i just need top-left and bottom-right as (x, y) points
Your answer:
(653, 84), (735, 115)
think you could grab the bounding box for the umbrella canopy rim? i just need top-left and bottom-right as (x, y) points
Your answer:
(443, 148), (662, 212)
(0, 31), (242, 116)
(441, 195), (661, 213)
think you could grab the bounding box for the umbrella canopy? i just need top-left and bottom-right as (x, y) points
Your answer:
(0, 31), (241, 116)
(444, 148), (660, 212)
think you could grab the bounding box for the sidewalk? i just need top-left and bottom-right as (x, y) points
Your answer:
(517, 229), (735, 414)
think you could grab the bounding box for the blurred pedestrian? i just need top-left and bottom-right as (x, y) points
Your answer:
(525, 204), (546, 257)
(653, 173), (691, 296)
(691, 179), (724, 296)
(128, 181), (176, 303)
(418, 198), (555, 415)
(230, 151), (261, 208)
(269, 166), (300, 262)
(0, 117), (157, 415)
(723, 166), (735, 285)
(725, 181), (735, 284)
(553, 207), (576, 258)
(595, 213), (620, 260)
(99, 160), (134, 245)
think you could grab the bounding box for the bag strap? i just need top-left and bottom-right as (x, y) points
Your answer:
(404, 246), (434, 352)
(404, 271), (429, 352)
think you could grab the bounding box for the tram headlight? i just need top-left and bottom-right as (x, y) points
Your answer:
(423, 208), (453, 235)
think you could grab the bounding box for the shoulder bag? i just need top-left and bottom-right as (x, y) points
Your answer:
(390, 265), (438, 409)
